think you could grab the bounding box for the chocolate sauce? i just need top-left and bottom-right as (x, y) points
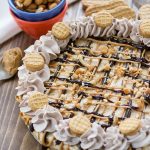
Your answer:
(29, 123), (34, 132)
(46, 37), (149, 129)
(78, 91), (87, 97)
(55, 140), (62, 145)
(82, 49), (89, 56)
(92, 95), (104, 100)
(124, 100), (132, 118)
(124, 108), (132, 118)
(48, 102), (62, 109)
(53, 65), (61, 78)
(90, 117), (96, 123)
(108, 116), (113, 126)
(69, 113), (74, 118)
(144, 95), (150, 103)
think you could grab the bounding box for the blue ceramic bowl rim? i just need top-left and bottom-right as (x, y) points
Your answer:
(8, 0), (65, 15)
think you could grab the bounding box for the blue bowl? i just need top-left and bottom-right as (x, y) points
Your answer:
(8, 0), (66, 22)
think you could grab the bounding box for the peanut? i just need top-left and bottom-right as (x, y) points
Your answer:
(55, 0), (60, 4)
(36, 7), (44, 12)
(14, 0), (61, 13)
(15, 1), (24, 8)
(16, 0), (24, 3)
(48, 2), (57, 9)
(38, 4), (46, 9)
(27, 3), (37, 9)
(43, 0), (48, 4)
(35, 0), (43, 5)
(26, 8), (36, 12)
(23, 0), (32, 7)
(48, 0), (54, 2)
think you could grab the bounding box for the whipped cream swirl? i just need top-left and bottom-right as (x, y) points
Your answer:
(25, 34), (60, 64)
(104, 126), (129, 150)
(16, 65), (50, 96)
(116, 18), (133, 38)
(46, 31), (70, 49)
(127, 117), (150, 149)
(130, 21), (150, 47)
(31, 105), (63, 132)
(19, 91), (36, 116)
(54, 119), (80, 145)
(80, 123), (104, 150)
(69, 16), (116, 41)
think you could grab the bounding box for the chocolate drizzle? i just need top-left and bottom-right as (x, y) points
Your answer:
(46, 37), (149, 128)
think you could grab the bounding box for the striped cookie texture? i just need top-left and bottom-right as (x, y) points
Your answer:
(28, 92), (48, 110)
(69, 115), (91, 135)
(52, 22), (70, 40)
(94, 11), (114, 28)
(139, 4), (150, 20)
(106, 6), (135, 19)
(140, 19), (150, 38)
(85, 0), (126, 16)
(82, 0), (109, 9)
(119, 118), (141, 136)
(24, 52), (45, 72)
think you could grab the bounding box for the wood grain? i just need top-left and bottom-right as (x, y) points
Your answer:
(0, 1), (133, 150)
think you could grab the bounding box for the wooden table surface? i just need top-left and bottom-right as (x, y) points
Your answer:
(0, 1), (135, 150)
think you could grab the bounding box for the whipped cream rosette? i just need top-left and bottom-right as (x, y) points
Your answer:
(16, 15), (150, 150)
(80, 123), (105, 150)
(54, 119), (80, 145)
(31, 105), (63, 132)
(19, 91), (36, 116)
(16, 64), (50, 96)
(130, 20), (150, 47)
(104, 126), (129, 150)
(127, 117), (150, 149)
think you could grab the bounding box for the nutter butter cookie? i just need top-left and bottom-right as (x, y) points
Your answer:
(139, 4), (150, 20)
(119, 118), (141, 136)
(139, 20), (150, 38)
(69, 115), (91, 135)
(23, 52), (45, 72)
(93, 11), (114, 28)
(28, 92), (48, 110)
(107, 6), (135, 19)
(52, 22), (70, 40)
(82, 0), (108, 9)
(85, 0), (127, 16)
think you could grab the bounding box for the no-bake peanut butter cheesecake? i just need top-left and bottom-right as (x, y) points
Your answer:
(16, 13), (150, 150)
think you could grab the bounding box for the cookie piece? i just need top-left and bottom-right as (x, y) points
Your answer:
(139, 20), (150, 38)
(85, 0), (126, 16)
(2, 47), (22, 75)
(94, 11), (114, 28)
(107, 6), (135, 19)
(69, 115), (91, 135)
(119, 118), (141, 136)
(139, 4), (150, 20)
(82, 0), (108, 9)
(24, 52), (45, 72)
(28, 92), (48, 110)
(52, 22), (70, 40)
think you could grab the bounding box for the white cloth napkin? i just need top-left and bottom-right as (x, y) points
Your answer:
(0, 0), (21, 44)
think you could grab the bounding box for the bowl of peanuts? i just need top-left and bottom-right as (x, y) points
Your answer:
(8, 0), (66, 21)
(10, 2), (68, 39)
